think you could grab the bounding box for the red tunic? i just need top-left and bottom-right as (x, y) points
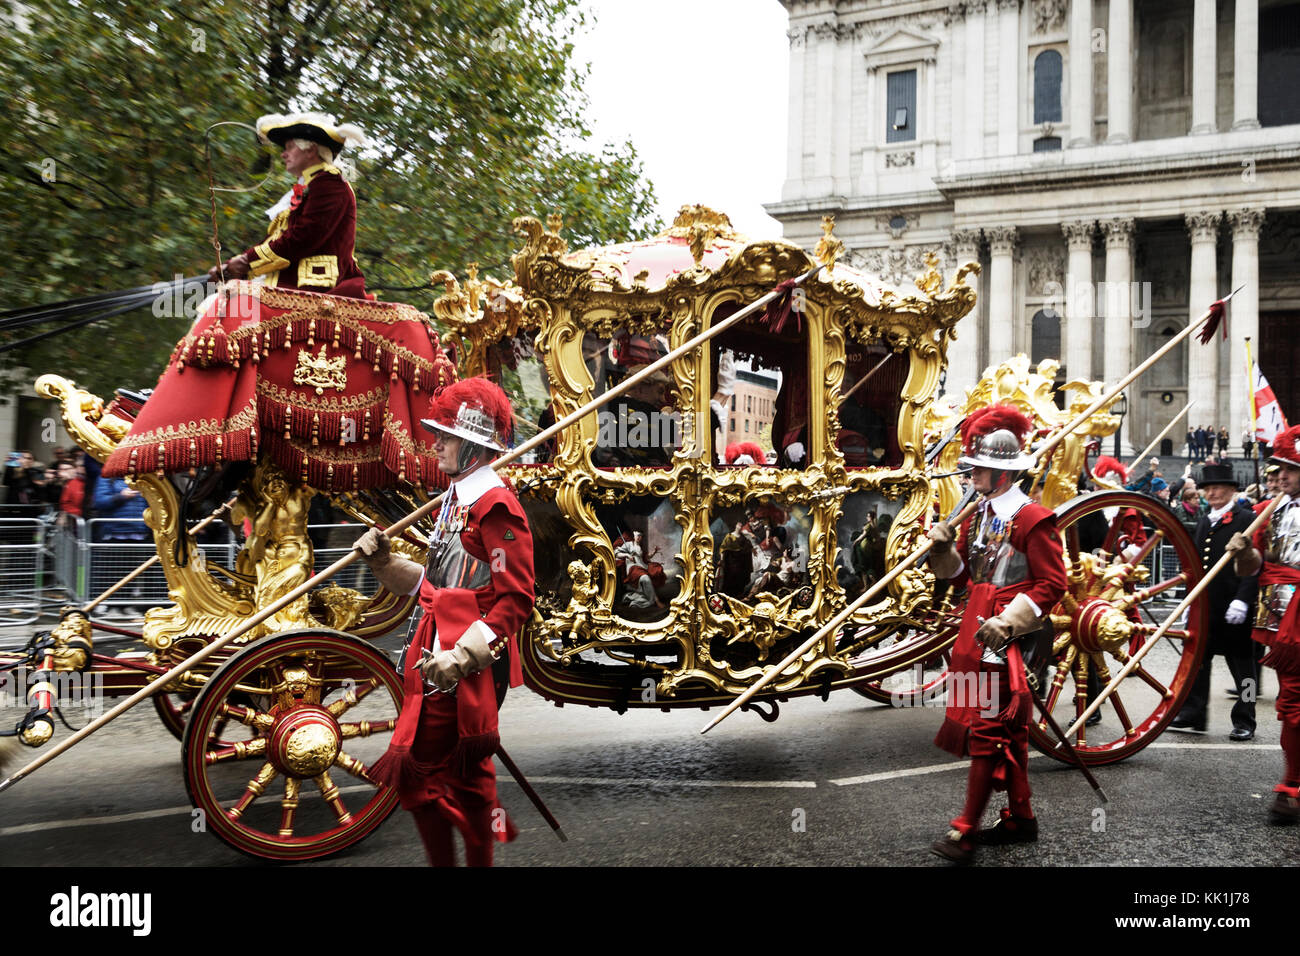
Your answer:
(1251, 505), (1300, 727)
(935, 499), (1067, 757)
(244, 163), (367, 299)
(374, 482), (535, 850)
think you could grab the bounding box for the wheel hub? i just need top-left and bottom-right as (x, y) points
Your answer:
(1073, 597), (1135, 655)
(268, 705), (342, 778)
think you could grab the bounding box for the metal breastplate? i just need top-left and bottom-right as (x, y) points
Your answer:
(426, 517), (492, 592)
(967, 505), (1029, 588)
(1256, 501), (1300, 631)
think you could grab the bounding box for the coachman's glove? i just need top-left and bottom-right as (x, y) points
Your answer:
(352, 528), (392, 569)
(1225, 599), (1250, 626)
(927, 520), (961, 579)
(419, 621), (497, 692)
(1225, 532), (1261, 577)
(975, 593), (1042, 654)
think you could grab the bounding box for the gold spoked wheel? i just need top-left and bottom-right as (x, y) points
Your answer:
(181, 630), (402, 860)
(1031, 490), (1208, 765)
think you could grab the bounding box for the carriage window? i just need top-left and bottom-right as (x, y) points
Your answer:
(838, 342), (905, 468)
(711, 303), (805, 468)
(582, 328), (680, 468)
(488, 330), (554, 464)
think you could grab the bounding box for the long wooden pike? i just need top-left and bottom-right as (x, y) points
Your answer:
(1059, 493), (1280, 742)
(0, 264), (823, 793)
(701, 288), (1244, 735)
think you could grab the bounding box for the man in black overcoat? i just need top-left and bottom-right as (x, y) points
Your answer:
(1170, 462), (1261, 739)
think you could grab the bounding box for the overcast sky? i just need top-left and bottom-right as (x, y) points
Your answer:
(571, 0), (790, 238)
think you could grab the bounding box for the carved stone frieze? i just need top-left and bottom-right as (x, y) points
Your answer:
(1025, 245), (1066, 293)
(1031, 0), (1067, 32)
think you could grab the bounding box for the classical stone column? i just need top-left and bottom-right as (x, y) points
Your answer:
(1191, 0), (1217, 134)
(965, 0), (987, 159)
(1107, 0), (1132, 143)
(1186, 211), (1222, 430)
(832, 22), (855, 195)
(810, 17), (837, 196)
(782, 25), (808, 201)
(1101, 218), (1135, 436)
(997, 0), (1020, 156)
(1068, 0), (1093, 146)
(1063, 220), (1096, 385)
(948, 229), (983, 395)
(987, 225), (1018, 365)
(1234, 0), (1260, 130)
(949, 3), (967, 164)
(1229, 208), (1265, 452)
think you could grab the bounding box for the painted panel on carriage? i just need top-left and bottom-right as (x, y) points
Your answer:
(707, 500), (813, 605)
(595, 495), (684, 622)
(833, 491), (904, 606)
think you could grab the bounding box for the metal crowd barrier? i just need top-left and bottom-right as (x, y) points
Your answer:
(0, 518), (381, 623)
(308, 522), (380, 596)
(0, 517), (45, 625)
(84, 518), (239, 621)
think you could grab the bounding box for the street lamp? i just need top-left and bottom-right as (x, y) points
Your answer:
(1113, 392), (1129, 459)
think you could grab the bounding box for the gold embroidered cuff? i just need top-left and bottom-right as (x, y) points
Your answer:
(249, 241), (290, 277)
(298, 254), (339, 288)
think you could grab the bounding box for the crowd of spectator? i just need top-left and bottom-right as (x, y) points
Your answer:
(2, 447), (94, 519)
(1186, 424), (1264, 462)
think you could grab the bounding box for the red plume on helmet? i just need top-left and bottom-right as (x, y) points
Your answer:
(1270, 424), (1300, 468)
(960, 404), (1033, 447)
(1092, 455), (1129, 483)
(421, 377), (514, 450)
(724, 441), (767, 465)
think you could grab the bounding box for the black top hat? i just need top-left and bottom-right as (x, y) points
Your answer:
(1199, 462), (1238, 488)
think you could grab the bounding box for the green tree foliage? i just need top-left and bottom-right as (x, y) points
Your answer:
(0, 0), (659, 397)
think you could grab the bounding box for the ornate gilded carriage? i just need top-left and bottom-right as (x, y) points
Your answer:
(7, 205), (1209, 862)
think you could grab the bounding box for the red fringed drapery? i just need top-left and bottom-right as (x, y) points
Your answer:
(102, 282), (458, 492)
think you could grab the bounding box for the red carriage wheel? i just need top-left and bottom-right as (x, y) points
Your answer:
(181, 630), (402, 861)
(1030, 490), (1208, 765)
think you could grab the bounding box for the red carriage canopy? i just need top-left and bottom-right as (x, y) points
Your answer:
(102, 281), (458, 492)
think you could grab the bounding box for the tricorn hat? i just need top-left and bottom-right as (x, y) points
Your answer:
(1199, 462), (1238, 488)
(420, 378), (513, 452)
(255, 112), (366, 155)
(958, 404), (1036, 471)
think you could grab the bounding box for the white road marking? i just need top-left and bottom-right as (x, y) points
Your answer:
(829, 753), (1045, 787)
(500, 775), (817, 789)
(1148, 742), (1276, 750)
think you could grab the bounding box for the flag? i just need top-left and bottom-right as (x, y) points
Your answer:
(1253, 362), (1288, 442)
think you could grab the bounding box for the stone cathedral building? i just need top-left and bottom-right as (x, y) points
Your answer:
(767, 0), (1300, 453)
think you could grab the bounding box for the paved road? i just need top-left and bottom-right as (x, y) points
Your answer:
(2, 652), (1297, 869)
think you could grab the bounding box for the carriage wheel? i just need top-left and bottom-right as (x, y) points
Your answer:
(181, 630), (402, 861)
(1030, 490), (1208, 765)
(851, 592), (962, 704)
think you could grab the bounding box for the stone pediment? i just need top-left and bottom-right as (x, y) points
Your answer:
(865, 26), (938, 68)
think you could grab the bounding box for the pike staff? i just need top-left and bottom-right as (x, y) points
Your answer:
(702, 288), (1243, 736)
(1126, 399), (1195, 477)
(0, 264), (824, 792)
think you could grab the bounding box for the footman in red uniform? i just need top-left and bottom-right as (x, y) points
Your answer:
(353, 377), (535, 865)
(926, 405), (1067, 864)
(1227, 423), (1300, 823)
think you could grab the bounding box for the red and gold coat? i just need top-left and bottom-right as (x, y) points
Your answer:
(245, 162), (367, 299)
